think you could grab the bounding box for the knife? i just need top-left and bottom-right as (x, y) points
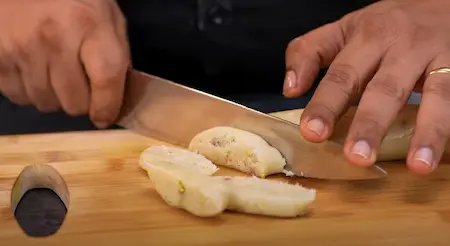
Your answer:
(117, 69), (387, 180)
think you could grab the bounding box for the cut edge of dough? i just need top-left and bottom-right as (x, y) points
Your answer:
(139, 145), (220, 176)
(144, 160), (229, 217)
(188, 126), (287, 178)
(216, 176), (316, 217)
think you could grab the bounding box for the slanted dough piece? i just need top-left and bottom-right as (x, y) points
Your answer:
(143, 160), (315, 218)
(217, 176), (316, 217)
(143, 160), (229, 217)
(139, 145), (219, 176)
(139, 144), (315, 218)
(188, 126), (286, 178)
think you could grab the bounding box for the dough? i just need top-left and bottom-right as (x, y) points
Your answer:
(270, 104), (418, 161)
(140, 145), (316, 218)
(143, 160), (229, 217)
(139, 145), (219, 175)
(217, 176), (316, 217)
(188, 126), (287, 178)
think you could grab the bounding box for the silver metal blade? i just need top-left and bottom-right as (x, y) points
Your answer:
(117, 69), (387, 180)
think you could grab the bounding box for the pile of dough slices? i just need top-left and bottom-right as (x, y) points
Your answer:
(139, 126), (316, 218)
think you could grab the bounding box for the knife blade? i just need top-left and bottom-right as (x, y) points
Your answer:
(117, 69), (387, 180)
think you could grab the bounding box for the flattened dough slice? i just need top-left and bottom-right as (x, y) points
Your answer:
(139, 145), (219, 175)
(143, 160), (229, 217)
(188, 126), (286, 178)
(217, 176), (316, 217)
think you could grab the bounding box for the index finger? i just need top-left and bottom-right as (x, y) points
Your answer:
(284, 22), (345, 98)
(80, 25), (130, 128)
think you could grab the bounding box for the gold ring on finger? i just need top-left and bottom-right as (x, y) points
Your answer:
(429, 67), (450, 76)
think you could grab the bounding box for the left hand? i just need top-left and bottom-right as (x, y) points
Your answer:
(283, 0), (450, 175)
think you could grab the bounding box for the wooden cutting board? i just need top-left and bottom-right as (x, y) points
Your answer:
(1, 109), (450, 246)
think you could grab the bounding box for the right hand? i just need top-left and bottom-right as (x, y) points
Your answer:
(0, 0), (130, 128)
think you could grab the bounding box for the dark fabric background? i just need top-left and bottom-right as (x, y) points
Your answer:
(120, 0), (377, 95)
(0, 0), (377, 135)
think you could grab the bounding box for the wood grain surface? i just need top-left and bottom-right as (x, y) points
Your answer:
(1, 109), (450, 246)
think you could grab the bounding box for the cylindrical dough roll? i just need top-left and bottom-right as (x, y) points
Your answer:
(270, 104), (418, 161)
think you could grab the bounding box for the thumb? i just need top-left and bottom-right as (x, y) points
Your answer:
(284, 22), (346, 98)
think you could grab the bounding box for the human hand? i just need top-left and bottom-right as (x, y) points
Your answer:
(284, 0), (450, 175)
(0, 0), (130, 128)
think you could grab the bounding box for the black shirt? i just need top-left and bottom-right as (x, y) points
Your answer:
(118, 0), (377, 97)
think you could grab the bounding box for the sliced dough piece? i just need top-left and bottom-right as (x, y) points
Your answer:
(217, 176), (316, 217)
(188, 126), (286, 178)
(144, 160), (315, 218)
(143, 160), (229, 217)
(139, 145), (219, 175)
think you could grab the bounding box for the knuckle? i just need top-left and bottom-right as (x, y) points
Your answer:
(360, 16), (387, 36)
(360, 15), (382, 33)
(13, 42), (32, 64)
(414, 118), (450, 148)
(286, 34), (323, 56)
(35, 102), (60, 113)
(15, 47), (32, 64)
(70, 2), (96, 19)
(25, 81), (59, 111)
(27, 84), (47, 97)
(409, 27), (433, 49)
(89, 56), (127, 88)
(324, 63), (361, 98)
(63, 97), (89, 116)
(351, 113), (383, 142)
(429, 119), (449, 139)
(286, 36), (306, 56)
(37, 17), (63, 54)
(90, 103), (118, 123)
(93, 111), (114, 122)
(67, 1), (98, 29)
(59, 87), (90, 116)
(64, 105), (88, 116)
(304, 102), (340, 126)
(357, 13), (399, 47)
(286, 36), (321, 69)
(366, 74), (407, 105)
(62, 101), (89, 117)
(0, 59), (11, 75)
(286, 22), (342, 66)
(69, 0), (121, 27)
(423, 77), (450, 102)
(27, 79), (50, 94)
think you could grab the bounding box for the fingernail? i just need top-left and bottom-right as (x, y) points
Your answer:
(284, 70), (297, 90)
(94, 121), (110, 129)
(306, 118), (325, 136)
(413, 147), (434, 168)
(351, 140), (372, 160)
